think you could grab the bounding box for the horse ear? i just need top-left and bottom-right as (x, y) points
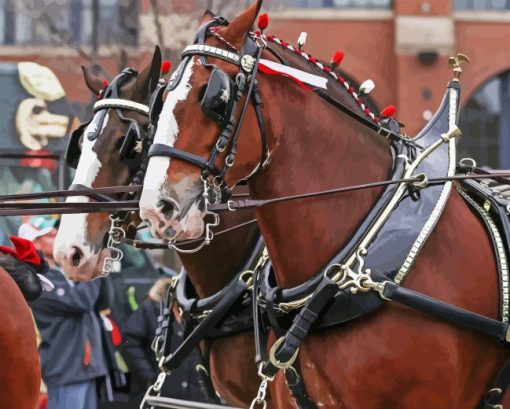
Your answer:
(200, 9), (215, 25)
(219, 0), (263, 50)
(81, 65), (103, 95)
(133, 46), (162, 101)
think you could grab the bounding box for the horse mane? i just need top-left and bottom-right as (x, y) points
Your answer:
(258, 33), (380, 124)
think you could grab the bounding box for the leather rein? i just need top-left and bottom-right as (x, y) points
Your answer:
(2, 172), (510, 216)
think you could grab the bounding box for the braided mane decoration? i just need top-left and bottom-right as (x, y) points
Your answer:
(253, 32), (381, 124)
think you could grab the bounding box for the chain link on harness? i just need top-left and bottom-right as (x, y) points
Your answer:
(250, 364), (274, 409)
(152, 275), (180, 365)
(141, 372), (167, 409)
(102, 215), (126, 276)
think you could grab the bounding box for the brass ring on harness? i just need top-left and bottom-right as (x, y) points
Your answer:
(269, 336), (299, 370)
(411, 173), (429, 190)
(227, 200), (237, 212)
(459, 157), (477, 174)
(196, 364), (210, 377)
(240, 270), (254, 290)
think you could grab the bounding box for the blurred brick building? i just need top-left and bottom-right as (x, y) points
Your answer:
(0, 0), (508, 167)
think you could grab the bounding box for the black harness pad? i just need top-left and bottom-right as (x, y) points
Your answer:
(364, 82), (460, 283)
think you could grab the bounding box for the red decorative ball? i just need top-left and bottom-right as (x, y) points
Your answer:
(381, 105), (397, 118)
(258, 13), (269, 30)
(331, 51), (345, 67)
(161, 60), (172, 75)
(102, 79), (109, 88)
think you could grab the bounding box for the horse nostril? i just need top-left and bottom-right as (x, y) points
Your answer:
(71, 247), (83, 267)
(157, 198), (178, 221)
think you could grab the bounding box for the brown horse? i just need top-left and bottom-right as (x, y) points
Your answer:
(52, 49), (265, 407)
(0, 267), (40, 409)
(139, 2), (510, 408)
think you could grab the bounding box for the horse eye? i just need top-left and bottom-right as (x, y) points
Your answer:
(32, 106), (44, 115)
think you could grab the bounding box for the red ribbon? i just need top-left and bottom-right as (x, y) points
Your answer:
(0, 236), (41, 266)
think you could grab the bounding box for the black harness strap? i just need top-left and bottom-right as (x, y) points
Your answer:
(253, 264), (269, 367)
(160, 276), (250, 373)
(285, 359), (317, 409)
(381, 281), (510, 341)
(262, 276), (339, 379)
(253, 259), (317, 409)
(479, 358), (510, 409)
(148, 144), (221, 176)
(152, 282), (220, 404)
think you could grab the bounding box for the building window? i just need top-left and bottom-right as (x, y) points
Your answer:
(458, 71), (510, 168)
(0, 0), (139, 46)
(454, 0), (510, 10)
(282, 0), (392, 8)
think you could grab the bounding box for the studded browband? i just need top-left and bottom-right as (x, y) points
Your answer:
(182, 44), (257, 73)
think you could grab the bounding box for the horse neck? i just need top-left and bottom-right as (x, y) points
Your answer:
(252, 77), (392, 288)
(179, 211), (259, 298)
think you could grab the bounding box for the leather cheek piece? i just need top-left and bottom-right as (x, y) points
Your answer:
(150, 85), (165, 124)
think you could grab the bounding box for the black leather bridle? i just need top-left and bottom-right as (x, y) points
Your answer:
(147, 18), (268, 202)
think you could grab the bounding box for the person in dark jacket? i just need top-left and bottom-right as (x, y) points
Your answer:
(27, 222), (107, 409)
(121, 278), (213, 407)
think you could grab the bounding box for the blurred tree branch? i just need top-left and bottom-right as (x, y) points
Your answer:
(149, 0), (169, 59)
(7, 0), (113, 79)
(38, 11), (112, 79)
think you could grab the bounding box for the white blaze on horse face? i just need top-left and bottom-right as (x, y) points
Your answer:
(140, 60), (195, 224)
(54, 113), (108, 258)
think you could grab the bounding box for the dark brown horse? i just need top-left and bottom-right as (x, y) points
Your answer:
(52, 49), (265, 407)
(139, 2), (510, 408)
(0, 266), (40, 408)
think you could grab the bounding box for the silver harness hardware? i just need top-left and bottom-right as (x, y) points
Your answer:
(102, 215), (126, 276)
(249, 363), (274, 409)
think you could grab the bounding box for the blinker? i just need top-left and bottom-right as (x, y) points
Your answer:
(86, 110), (108, 141)
(201, 68), (233, 126)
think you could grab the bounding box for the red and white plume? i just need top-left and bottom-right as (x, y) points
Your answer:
(359, 79), (375, 95)
(331, 51), (345, 68)
(297, 32), (307, 50)
(161, 60), (172, 76)
(381, 105), (397, 118)
(258, 13), (269, 32)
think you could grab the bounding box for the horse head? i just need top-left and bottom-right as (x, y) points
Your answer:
(54, 48), (161, 280)
(140, 1), (267, 241)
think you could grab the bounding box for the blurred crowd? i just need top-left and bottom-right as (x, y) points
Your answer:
(5, 218), (210, 409)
